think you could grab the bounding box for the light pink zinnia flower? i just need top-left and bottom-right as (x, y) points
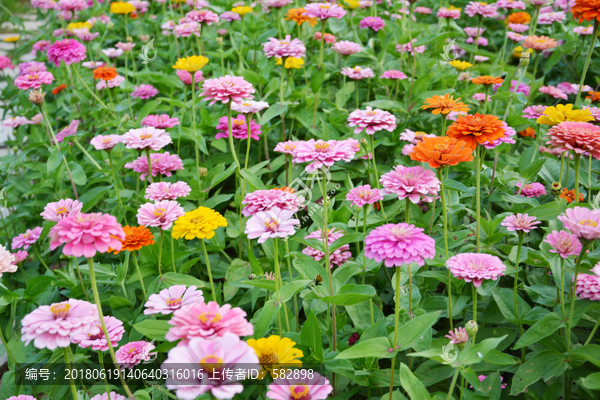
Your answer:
(220, 11), (241, 21)
(574, 25), (594, 35)
(141, 114), (180, 128)
(464, 27), (486, 37)
(497, 0), (526, 9)
(144, 285), (204, 315)
(291, 139), (357, 172)
(501, 213), (541, 233)
(231, 100), (269, 114)
(131, 84), (159, 99)
(347, 106), (397, 135)
(115, 42), (135, 52)
(41, 198), (83, 222)
(537, 11), (566, 24)
(90, 134), (122, 150)
(332, 40), (362, 55)
(303, 228), (352, 266)
(508, 23), (529, 32)
(19, 62), (48, 76)
(380, 165), (440, 203)
(437, 7), (461, 19)
(0, 245), (17, 278)
(341, 66), (375, 80)
(242, 189), (303, 217)
(137, 200), (185, 230)
(523, 105), (547, 119)
(83, 60), (107, 69)
(359, 16), (385, 31)
(7, 396), (37, 400)
(72, 28), (99, 41)
(396, 39), (425, 55)
(445, 327), (468, 344)
(558, 207), (600, 241)
(21, 299), (100, 350)
(414, 6), (432, 14)
(576, 271), (600, 301)
(175, 21), (200, 37)
(516, 182), (546, 197)
(539, 85), (568, 100)
(115, 340), (156, 369)
(165, 301), (254, 341)
(32, 41), (52, 54)
(346, 185), (382, 207)
(245, 207), (300, 243)
(262, 35), (306, 58)
(215, 114), (261, 140)
(364, 223), (435, 267)
(547, 121), (600, 158)
(175, 69), (203, 85)
(71, 315), (124, 351)
(90, 393), (126, 400)
(267, 371), (333, 400)
(14, 71), (54, 90)
(507, 31), (527, 42)
(49, 213), (125, 257)
(145, 181), (192, 201)
(125, 152), (184, 181)
(447, 253), (506, 287)
(381, 70), (407, 80)
(11, 250), (28, 264)
(121, 127), (172, 151)
(12, 227), (43, 250)
(303, 3), (347, 19)
(544, 230), (582, 258)
(465, 1), (498, 18)
(201, 75), (255, 106)
(274, 140), (298, 155)
(47, 39), (87, 66)
(186, 9), (220, 24)
(54, 119), (80, 144)
(3, 116), (31, 128)
(313, 32), (336, 44)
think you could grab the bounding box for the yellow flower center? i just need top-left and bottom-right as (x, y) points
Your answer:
(264, 217), (280, 232)
(279, 40), (290, 45)
(166, 297), (182, 307)
(319, 4), (330, 8)
(198, 312), (221, 324)
(128, 347), (138, 353)
(478, 2), (488, 5)
(258, 349), (279, 366)
(153, 208), (166, 217)
(366, 110), (377, 115)
(50, 303), (70, 318)
(290, 385), (310, 399)
(242, 102), (252, 106)
(315, 142), (330, 152)
(233, 119), (245, 126)
(579, 219), (598, 227)
(102, 137), (112, 144)
(353, 66), (362, 71)
(140, 133), (153, 140)
(56, 206), (68, 215)
(200, 355), (224, 373)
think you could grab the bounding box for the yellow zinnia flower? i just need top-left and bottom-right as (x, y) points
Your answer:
(344, 0), (360, 9)
(172, 55), (209, 72)
(67, 22), (93, 31)
(247, 335), (303, 379)
(172, 207), (227, 240)
(537, 104), (594, 126)
(448, 60), (473, 70)
(231, 6), (253, 15)
(512, 46), (533, 58)
(4, 36), (20, 43)
(110, 1), (136, 14)
(276, 57), (304, 69)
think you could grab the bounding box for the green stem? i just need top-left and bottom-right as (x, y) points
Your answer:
(131, 252), (148, 301)
(63, 347), (79, 400)
(566, 243), (590, 352)
(73, 139), (102, 170)
(388, 266), (401, 399)
(171, 235), (176, 273)
(191, 74), (202, 194)
(319, 176), (336, 356)
(438, 168), (452, 330)
(585, 316), (600, 346)
(72, 65), (113, 114)
(145, 148), (153, 183)
(370, 135), (387, 221)
(201, 240), (218, 303)
(446, 367), (461, 400)
(472, 284), (477, 323)
(0, 326), (16, 365)
(575, 20), (599, 107)
(284, 239), (299, 332)
(157, 229), (164, 279)
(318, 20), (326, 68)
(108, 151), (125, 212)
(574, 153), (581, 203)
(475, 146), (481, 252)
(560, 257), (566, 322)
(514, 234), (524, 320)
(33, 246), (50, 272)
(244, 114), (253, 170)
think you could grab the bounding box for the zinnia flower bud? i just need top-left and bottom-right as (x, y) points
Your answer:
(551, 181), (562, 196)
(465, 320), (478, 337)
(216, 37), (223, 46)
(199, 167), (208, 178)
(126, 36), (133, 42)
(120, 113), (131, 124)
(139, 35), (150, 42)
(519, 52), (530, 67)
(28, 88), (46, 105)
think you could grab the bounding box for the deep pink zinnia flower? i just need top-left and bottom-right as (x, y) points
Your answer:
(396, 39), (425, 55)
(242, 189), (303, 217)
(380, 165), (440, 204)
(475, 375), (507, 389)
(359, 16), (385, 31)
(121, 127), (172, 151)
(11, 250), (28, 265)
(262, 35), (306, 58)
(303, 228), (352, 266)
(347, 106), (397, 135)
(165, 301), (254, 341)
(544, 230), (582, 258)
(483, 122), (514, 150)
(364, 223), (435, 268)
(558, 207), (600, 241)
(144, 285), (204, 315)
(465, 1), (498, 18)
(303, 3), (347, 19)
(445, 327), (468, 344)
(90, 134), (122, 150)
(115, 341), (156, 369)
(341, 66), (375, 80)
(501, 213), (541, 233)
(332, 40), (362, 55)
(516, 182), (546, 197)
(546, 121), (600, 159)
(381, 70), (407, 80)
(14, 71), (54, 90)
(131, 84), (159, 99)
(145, 181), (192, 201)
(346, 185), (382, 207)
(437, 7), (461, 19)
(49, 213), (125, 257)
(0, 56), (14, 70)
(446, 253), (506, 287)
(267, 371), (333, 400)
(137, 200), (185, 230)
(18, 61), (47, 76)
(215, 114), (261, 140)
(7, 396), (37, 400)
(21, 299), (100, 350)
(141, 114), (180, 129)
(40, 198), (83, 222)
(47, 39), (87, 66)
(125, 152), (184, 181)
(291, 139), (357, 172)
(71, 315), (124, 351)
(245, 207), (300, 243)
(200, 75), (255, 106)
(12, 227), (43, 250)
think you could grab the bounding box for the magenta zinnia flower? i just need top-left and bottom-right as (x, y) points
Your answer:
(364, 223), (435, 268)
(90, 134), (122, 150)
(303, 3), (347, 19)
(516, 182), (546, 197)
(437, 7), (461, 19)
(11, 250), (28, 265)
(501, 213), (541, 233)
(445, 327), (468, 344)
(131, 84), (159, 99)
(47, 39), (87, 66)
(359, 16), (385, 31)
(137, 200), (185, 230)
(216, 114), (261, 140)
(96, 75), (125, 90)
(14, 71), (54, 90)
(346, 185), (382, 207)
(291, 139), (357, 172)
(546, 121), (600, 159)
(380, 165), (440, 203)
(12, 227), (43, 249)
(125, 152), (184, 180)
(242, 189), (303, 217)
(21, 299), (100, 350)
(144, 285), (204, 315)
(49, 213), (125, 257)
(0, 245), (17, 277)
(262, 35), (306, 58)
(145, 181), (192, 201)
(121, 127), (172, 151)
(71, 315), (124, 351)
(341, 66), (375, 80)
(41, 198), (83, 222)
(396, 39), (426, 55)
(446, 253), (506, 287)
(267, 371), (333, 400)
(303, 228), (352, 266)
(496, 0), (526, 9)
(245, 207), (300, 243)
(544, 230), (582, 258)
(115, 340), (156, 369)
(141, 114), (180, 128)
(347, 106), (397, 135)
(332, 40), (362, 55)
(558, 207), (600, 241)
(200, 75), (255, 106)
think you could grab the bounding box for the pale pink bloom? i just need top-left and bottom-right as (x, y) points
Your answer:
(507, 31), (526, 42)
(201, 75), (255, 106)
(303, 228), (352, 266)
(21, 299), (100, 350)
(18, 61), (47, 76)
(523, 105), (547, 119)
(245, 207), (300, 243)
(90, 393), (126, 400)
(359, 16), (385, 31)
(165, 301), (254, 341)
(186, 9), (220, 24)
(464, 27), (486, 37)
(437, 7), (461, 19)
(473, 92), (491, 102)
(497, 0), (526, 8)
(161, 20), (175, 35)
(82, 60), (106, 69)
(313, 32), (336, 44)
(144, 285), (204, 315)
(332, 40), (362, 55)
(175, 69), (203, 85)
(475, 375), (507, 389)
(90, 134), (122, 150)
(445, 327), (468, 344)
(304, 2), (347, 19)
(128, 0), (149, 12)
(582, 106), (600, 122)
(465, 1), (498, 18)
(537, 11), (566, 24)
(508, 23), (529, 32)
(274, 141), (298, 155)
(29, 113), (43, 125)
(291, 139), (357, 172)
(125, 152), (184, 181)
(558, 207), (600, 241)
(54, 120), (80, 144)
(447, 253), (505, 287)
(71, 316), (124, 351)
(163, 333), (259, 400)
(516, 182), (546, 197)
(221, 11), (241, 21)
(72, 28), (99, 41)
(216, 114), (261, 140)
(0, 245), (17, 278)
(41, 198), (83, 222)
(501, 213), (541, 233)
(7, 396), (38, 400)
(341, 66), (375, 80)
(242, 189), (303, 216)
(402, 143), (416, 155)
(137, 200), (184, 230)
(539, 85), (568, 100)
(3, 116), (30, 128)
(267, 371), (333, 400)
(381, 70), (407, 80)
(447, 110), (468, 121)
(115, 42), (135, 52)
(14, 71), (54, 90)
(131, 84), (159, 99)
(231, 100), (269, 114)
(145, 181), (191, 201)
(466, 36), (488, 46)
(574, 25), (594, 35)
(121, 127), (172, 151)
(101, 48), (124, 58)
(544, 230), (582, 258)
(557, 82), (590, 95)
(261, 0), (293, 11)
(396, 39), (425, 55)
(347, 106), (397, 135)
(262, 35), (306, 59)
(380, 165), (440, 203)
(31, 0), (57, 9)
(96, 75), (125, 90)
(11, 250), (28, 264)
(141, 114), (180, 128)
(115, 341), (156, 369)
(88, 15), (111, 24)
(458, 72), (471, 82)
(53, 28), (68, 37)
(414, 6), (432, 14)
(175, 21), (200, 37)
(217, 29), (228, 35)
(346, 185), (382, 207)
(12, 227), (42, 250)
(365, 223), (435, 267)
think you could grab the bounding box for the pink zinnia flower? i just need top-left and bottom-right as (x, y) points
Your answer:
(359, 16), (385, 31)
(30, 113), (43, 125)
(131, 84), (159, 99)
(14, 71), (54, 90)
(125, 152), (184, 181)
(414, 6), (432, 14)
(267, 371), (333, 400)
(141, 114), (180, 129)
(364, 223), (435, 268)
(121, 127), (172, 151)
(12, 250), (28, 264)
(262, 35), (306, 58)
(507, 31), (527, 42)
(145, 181), (192, 201)
(544, 230), (582, 258)
(523, 105), (547, 119)
(165, 301), (254, 341)
(583, 106), (600, 122)
(90, 393), (126, 400)
(508, 23), (529, 32)
(245, 207), (300, 243)
(54, 119), (80, 144)
(115, 340), (156, 369)
(0, 245), (17, 278)
(483, 122), (514, 150)
(274, 140), (298, 155)
(466, 36), (488, 46)
(347, 106), (397, 135)
(402, 143), (416, 155)
(332, 40), (362, 55)
(475, 375), (507, 389)
(186, 9), (220, 24)
(437, 7), (461, 19)
(497, 0), (526, 9)
(72, 28), (99, 41)
(381, 70), (407, 80)
(175, 21), (200, 37)
(163, 334), (259, 400)
(303, 228), (352, 266)
(465, 1), (498, 18)
(47, 39), (86, 66)
(516, 182), (546, 197)
(3, 116), (30, 128)
(557, 82), (592, 95)
(57, 0), (87, 11)
(18, 61), (48, 75)
(96, 75), (125, 90)
(115, 42), (135, 52)
(232, 100), (269, 114)
(49, 213), (125, 257)
(396, 39), (425, 55)
(303, 3), (347, 19)
(201, 75), (255, 106)
(473, 93), (491, 102)
(574, 25), (594, 35)
(380, 165), (440, 203)
(31, 0), (57, 8)
(175, 69), (203, 85)
(539, 85), (568, 100)
(558, 207), (600, 241)
(291, 139), (357, 172)
(12, 227), (42, 250)
(21, 299), (100, 350)
(220, 11), (241, 21)
(445, 327), (468, 344)
(446, 253), (506, 287)
(0, 56), (14, 70)
(216, 114), (261, 140)
(144, 285), (204, 315)
(7, 396), (37, 400)
(90, 134), (122, 150)
(501, 213), (541, 233)
(546, 121), (600, 158)
(346, 185), (382, 208)
(493, 80), (530, 97)
(41, 198), (83, 222)
(137, 200), (185, 230)
(537, 11), (566, 24)
(313, 32), (336, 44)
(82, 61), (106, 69)
(341, 66), (375, 80)
(576, 271), (600, 301)
(71, 315), (124, 351)
(464, 27), (486, 37)
(242, 189), (303, 217)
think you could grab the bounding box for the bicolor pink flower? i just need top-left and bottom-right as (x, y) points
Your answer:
(29, 113), (43, 125)
(14, 71), (54, 90)
(446, 253), (506, 287)
(90, 393), (126, 400)
(313, 32), (336, 44)
(41, 198), (83, 222)
(274, 140), (298, 155)
(381, 70), (407, 80)
(262, 35), (306, 58)
(200, 75), (255, 106)
(291, 139), (357, 172)
(332, 40), (362, 55)
(175, 69), (203, 85)
(483, 122), (515, 149)
(267, 371), (333, 400)
(558, 207), (600, 241)
(231, 100), (269, 114)
(516, 182), (546, 197)
(346, 185), (382, 207)
(131, 84), (159, 99)
(546, 121), (600, 158)
(54, 120), (80, 144)
(0, 245), (17, 278)
(137, 200), (185, 230)
(396, 39), (425, 55)
(90, 134), (122, 150)
(245, 207), (300, 243)
(96, 75), (125, 90)
(445, 327), (468, 344)
(359, 16), (385, 31)
(12, 227), (42, 250)
(145, 181), (192, 201)
(557, 82), (592, 95)
(303, 3), (347, 19)
(539, 85), (568, 100)
(47, 39), (86, 66)
(341, 66), (375, 80)
(71, 316), (124, 351)
(121, 127), (172, 151)
(186, 9), (220, 24)
(501, 213), (541, 233)
(115, 341), (156, 369)
(380, 165), (440, 203)
(82, 61), (106, 69)
(583, 106), (600, 122)
(165, 301), (254, 341)
(303, 228), (352, 266)
(21, 299), (100, 350)
(437, 7), (461, 19)
(144, 285), (204, 315)
(220, 11), (241, 21)
(141, 114), (180, 129)
(242, 189), (303, 217)
(125, 152), (184, 181)
(544, 230), (582, 258)
(31, 0), (57, 9)
(465, 1), (498, 18)
(215, 114), (261, 140)
(364, 223), (435, 267)
(347, 107), (397, 135)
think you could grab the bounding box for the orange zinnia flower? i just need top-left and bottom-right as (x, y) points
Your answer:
(111, 225), (155, 254)
(560, 188), (584, 203)
(571, 0), (600, 23)
(409, 136), (474, 169)
(446, 113), (507, 150)
(471, 76), (504, 86)
(518, 127), (536, 138)
(52, 83), (68, 95)
(508, 11), (531, 24)
(285, 8), (318, 27)
(421, 94), (470, 115)
(274, 187), (295, 193)
(93, 66), (118, 81)
(586, 91), (600, 102)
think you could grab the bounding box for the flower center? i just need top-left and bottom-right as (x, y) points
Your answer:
(242, 102), (252, 106)
(56, 206), (68, 215)
(153, 208), (166, 217)
(478, 2), (488, 5)
(467, 262), (486, 270)
(366, 110), (377, 115)
(264, 217), (280, 232)
(233, 119), (245, 126)
(190, 216), (204, 224)
(102, 137), (112, 144)
(128, 347), (139, 354)
(198, 312), (221, 324)
(166, 297), (182, 307)
(319, 4), (330, 8)
(353, 66), (362, 71)
(140, 133), (153, 140)
(433, 143), (450, 152)
(290, 385), (310, 400)
(390, 226), (408, 239)
(279, 40), (290, 45)
(50, 303), (71, 318)
(258, 349), (279, 366)
(285, 144), (295, 150)
(200, 355), (223, 373)
(579, 219), (598, 227)
(314, 142), (330, 152)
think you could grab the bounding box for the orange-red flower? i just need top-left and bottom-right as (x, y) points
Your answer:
(446, 113), (507, 150)
(508, 11), (531, 24)
(111, 225), (155, 254)
(571, 0), (600, 23)
(52, 83), (68, 95)
(560, 188), (584, 203)
(518, 127), (536, 138)
(409, 136), (474, 169)
(93, 66), (118, 81)
(471, 76), (504, 86)
(421, 94), (470, 115)
(586, 91), (600, 102)
(285, 8), (318, 26)
(273, 187), (295, 193)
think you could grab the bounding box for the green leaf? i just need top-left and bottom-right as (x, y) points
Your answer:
(513, 312), (564, 349)
(461, 336), (507, 366)
(240, 69), (267, 85)
(133, 389), (152, 400)
(322, 284), (375, 306)
(363, 100), (406, 112)
(329, 232), (364, 253)
(79, 185), (113, 212)
(301, 310), (323, 361)
(567, 344), (600, 368)
(133, 320), (170, 341)
(310, 67), (326, 94)
(510, 350), (567, 395)
(392, 311), (441, 351)
(492, 287), (531, 322)
(254, 300), (280, 338)
(443, 179), (471, 193)
(581, 372), (600, 390)
(336, 337), (394, 359)
(260, 103), (288, 125)
(279, 280), (311, 303)
(526, 202), (563, 221)
(241, 168), (267, 191)
(335, 81), (355, 109)
(399, 363), (431, 400)
(47, 150), (63, 173)
(161, 272), (209, 288)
